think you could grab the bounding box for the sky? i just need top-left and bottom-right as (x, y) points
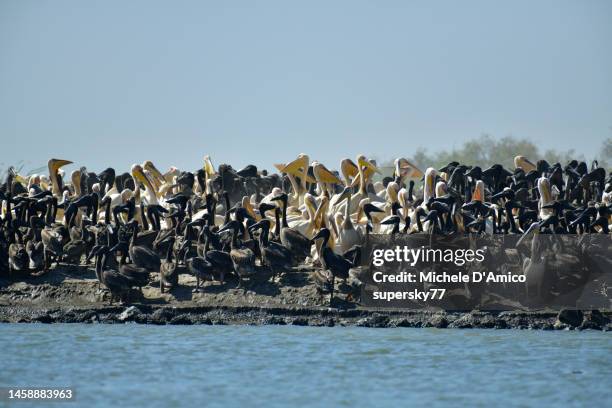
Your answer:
(1, 0), (611, 176)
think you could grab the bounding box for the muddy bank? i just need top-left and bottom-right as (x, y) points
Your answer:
(2, 304), (611, 330)
(0, 265), (610, 330)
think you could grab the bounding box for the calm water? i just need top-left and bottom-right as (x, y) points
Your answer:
(0, 324), (610, 407)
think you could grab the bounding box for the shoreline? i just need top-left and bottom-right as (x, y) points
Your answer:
(1, 265), (610, 330)
(1, 304), (610, 331)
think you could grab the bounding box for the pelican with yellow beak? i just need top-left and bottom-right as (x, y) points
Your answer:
(142, 160), (165, 191)
(351, 154), (383, 206)
(47, 158), (73, 198)
(312, 161), (342, 198)
(274, 153), (312, 207)
(143, 160), (179, 198)
(394, 157), (424, 183)
(422, 167), (438, 204)
(203, 155), (215, 178)
(340, 158), (359, 187)
(131, 164), (159, 205)
(192, 155), (216, 196)
(514, 156), (537, 173)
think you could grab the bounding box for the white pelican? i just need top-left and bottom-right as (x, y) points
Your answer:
(346, 154), (383, 211)
(537, 177), (553, 219)
(340, 158), (358, 187)
(312, 161), (342, 198)
(285, 193), (317, 236)
(514, 155), (537, 173)
(335, 188), (363, 253)
(394, 157), (424, 184)
(47, 158), (73, 198)
(131, 164), (159, 206)
(274, 153), (311, 207)
(422, 167), (438, 205)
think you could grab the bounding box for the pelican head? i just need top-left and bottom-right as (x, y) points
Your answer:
(143, 160), (165, 184)
(423, 167), (438, 201)
(48, 158), (73, 177)
(131, 164), (148, 185)
(514, 155), (536, 173)
(394, 157), (424, 180)
(312, 161), (342, 185)
(340, 158), (358, 186)
(48, 158), (73, 196)
(280, 153), (309, 176)
(70, 169), (81, 183)
(357, 154), (380, 174)
(203, 155), (215, 177)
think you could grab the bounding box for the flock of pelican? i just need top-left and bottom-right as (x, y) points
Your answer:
(0, 153), (610, 305)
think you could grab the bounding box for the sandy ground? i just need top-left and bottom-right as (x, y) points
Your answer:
(0, 264), (610, 330)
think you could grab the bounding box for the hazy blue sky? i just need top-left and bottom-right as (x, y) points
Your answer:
(1, 0), (610, 175)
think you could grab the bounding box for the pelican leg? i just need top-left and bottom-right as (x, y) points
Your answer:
(192, 276), (200, 293)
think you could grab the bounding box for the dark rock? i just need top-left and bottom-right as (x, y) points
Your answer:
(170, 314), (194, 325)
(579, 311), (609, 330)
(33, 314), (53, 323)
(581, 310), (609, 329)
(291, 317), (309, 326)
(392, 318), (414, 327)
(194, 317), (213, 325)
(99, 313), (116, 323)
(448, 313), (474, 329)
(264, 316), (286, 325)
(556, 309), (583, 327)
(357, 314), (390, 328)
(427, 315), (448, 328)
(150, 308), (175, 325)
(494, 319), (508, 329)
(476, 315), (497, 329)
